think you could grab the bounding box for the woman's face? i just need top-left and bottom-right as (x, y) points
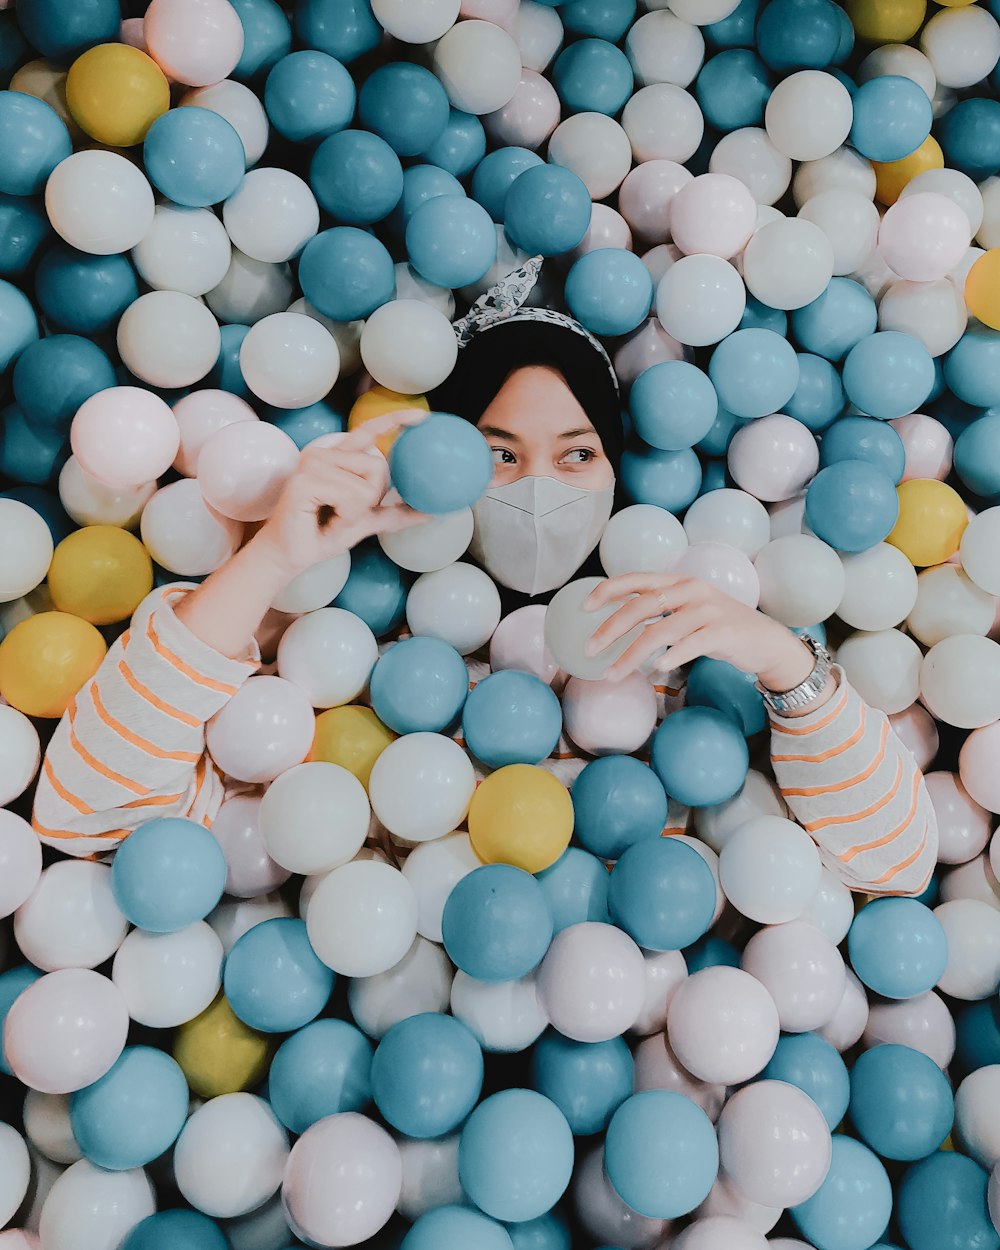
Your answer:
(476, 364), (615, 490)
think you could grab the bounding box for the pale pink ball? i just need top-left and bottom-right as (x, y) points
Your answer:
(196, 421), (299, 522)
(484, 70), (561, 150)
(676, 541), (761, 608)
(119, 16), (149, 51)
(878, 192), (972, 282)
(961, 722), (1000, 814)
(173, 389), (259, 477)
(489, 604), (561, 685)
(618, 159), (693, 246)
(889, 413), (954, 482)
(144, 0), (244, 87)
(574, 204), (633, 257)
(613, 317), (688, 390)
(561, 672), (657, 755)
(206, 675), (315, 784)
(210, 794), (292, 898)
(641, 243), (684, 285)
(669, 173), (758, 260)
(888, 701), (940, 771)
(925, 770), (993, 866)
(70, 387), (179, 490)
(728, 415), (820, 503)
(461, 0), (520, 25)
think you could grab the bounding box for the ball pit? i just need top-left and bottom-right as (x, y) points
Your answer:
(5, 0), (1000, 1246)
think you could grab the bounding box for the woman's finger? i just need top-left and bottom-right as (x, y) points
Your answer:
(584, 571), (688, 610)
(646, 627), (720, 678)
(584, 581), (707, 655)
(366, 501), (432, 537)
(338, 408), (429, 452)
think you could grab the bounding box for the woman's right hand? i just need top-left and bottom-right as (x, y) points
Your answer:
(250, 409), (430, 576)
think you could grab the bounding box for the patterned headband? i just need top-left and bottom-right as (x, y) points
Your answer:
(451, 254), (620, 395)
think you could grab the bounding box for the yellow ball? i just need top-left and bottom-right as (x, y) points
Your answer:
(48, 526), (153, 626)
(0, 611), (106, 718)
(873, 135), (944, 205)
(172, 993), (275, 1099)
(845, 0), (927, 42)
(348, 385), (430, 456)
(469, 764), (573, 874)
(311, 705), (395, 789)
(965, 249), (1000, 330)
(66, 43), (170, 147)
(886, 479), (969, 567)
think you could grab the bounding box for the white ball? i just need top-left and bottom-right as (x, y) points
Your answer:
(754, 535), (845, 629)
(379, 509), (473, 573)
(368, 731), (477, 843)
(837, 543), (919, 631)
(132, 203), (232, 296)
(934, 898), (1000, 1000)
(371, 0), (460, 43)
(694, 769), (787, 855)
(360, 299), (458, 394)
(140, 479), (243, 576)
(259, 762), (370, 876)
(174, 1093), (289, 1219)
(239, 312), (340, 408)
(288, 297), (366, 374)
(205, 249), (293, 325)
(207, 890), (294, 956)
(907, 564), (996, 646)
(45, 150), (154, 254)
(622, 84), (704, 164)
(432, 19), (522, 114)
(719, 816), (823, 925)
(878, 192), (972, 282)
(960, 506), (1000, 595)
(655, 254), (746, 347)
(742, 218), (835, 311)
(666, 966), (780, 1085)
(956, 1066), (1000, 1170)
(978, 176), (1000, 250)
(920, 6), (1000, 90)
(348, 934), (453, 1039)
(878, 277), (967, 358)
(58, 457), (156, 528)
(223, 168), (319, 264)
(111, 923), (223, 1028)
(631, 947), (689, 1037)
(0, 1124), (30, 1230)
(38, 1160), (154, 1250)
(793, 145), (877, 209)
(406, 562), (502, 655)
(798, 868), (855, 946)
(0, 809), (42, 920)
(306, 858), (418, 977)
(0, 705), (39, 807)
(271, 552), (352, 614)
(798, 189), (880, 276)
(836, 628), (922, 715)
(276, 607), (378, 709)
(117, 290), (221, 389)
(900, 168), (984, 237)
(863, 990), (956, 1070)
(765, 71), (854, 162)
(402, 831), (483, 944)
(741, 920), (846, 1033)
(625, 11), (704, 89)
(181, 80), (270, 166)
(509, 0), (564, 74)
(397, 1134), (464, 1223)
(450, 969), (549, 1053)
(0, 499), (52, 603)
(14, 861), (128, 973)
(684, 489), (771, 558)
(857, 43), (937, 100)
(197, 421), (299, 523)
(548, 113), (634, 201)
(23, 1090), (80, 1165)
(920, 634), (1000, 729)
(673, 1218), (768, 1250)
(600, 503), (688, 576)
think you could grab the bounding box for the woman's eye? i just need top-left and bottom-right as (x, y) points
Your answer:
(563, 448), (595, 464)
(492, 448), (517, 465)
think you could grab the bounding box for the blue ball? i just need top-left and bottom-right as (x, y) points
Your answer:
(805, 459), (900, 553)
(849, 75), (933, 163)
(604, 1091), (718, 1219)
(564, 248), (653, 338)
(224, 918), (334, 1033)
(143, 108), (246, 208)
(204, 323), (250, 397)
(0, 12), (28, 83)
(372, 1012), (484, 1139)
(442, 864), (554, 982)
(0, 964), (42, 1075)
(651, 706), (750, 807)
(842, 330), (935, 420)
(12, 333), (116, 436)
(621, 444), (702, 512)
(0, 277), (37, 371)
(292, 0), (381, 64)
(847, 897), (948, 1000)
(820, 415), (906, 483)
(791, 1135), (893, 1250)
(266, 400), (344, 449)
(696, 405), (748, 456)
(0, 486), (73, 543)
(955, 413), (1000, 499)
(268, 1018), (372, 1135)
(123, 1211), (229, 1250)
(897, 1153), (997, 1250)
(531, 1032), (633, 1136)
(310, 129), (403, 224)
(683, 933), (741, 972)
(459, 1089), (574, 1223)
(608, 837), (716, 951)
(230, 0), (291, 82)
(553, 38), (634, 116)
(0, 192), (52, 278)
(14, 0), (119, 60)
(708, 328), (800, 419)
(685, 656), (767, 736)
(70, 1046), (189, 1170)
(561, 0), (637, 41)
(849, 1043), (954, 1162)
(705, 0), (761, 49)
(422, 109), (487, 179)
(791, 278), (877, 362)
(762, 1033), (850, 1131)
(402, 1205), (513, 1250)
(696, 49), (772, 132)
(755, 0), (843, 71)
(110, 817), (227, 933)
(389, 163), (466, 233)
(956, 1000), (1000, 1072)
(699, 459), (731, 493)
(571, 755), (668, 860)
(785, 352), (845, 432)
(462, 670), (563, 768)
(504, 164), (592, 257)
(334, 539), (408, 637)
(739, 295), (788, 336)
(535, 847), (611, 932)
(939, 97), (1000, 182)
(472, 147), (544, 222)
(0, 403), (66, 485)
(359, 62), (450, 157)
(406, 195), (497, 288)
(390, 412), (494, 514)
(299, 227), (396, 320)
(0, 91), (70, 195)
(370, 635), (469, 734)
(505, 1212), (571, 1250)
(945, 324), (1000, 409)
(264, 50), (355, 144)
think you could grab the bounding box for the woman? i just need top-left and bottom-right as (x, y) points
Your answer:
(32, 261), (937, 896)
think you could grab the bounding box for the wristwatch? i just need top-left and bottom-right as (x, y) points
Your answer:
(755, 633), (834, 715)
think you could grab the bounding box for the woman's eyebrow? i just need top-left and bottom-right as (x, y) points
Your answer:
(479, 424), (521, 441)
(557, 428), (598, 440)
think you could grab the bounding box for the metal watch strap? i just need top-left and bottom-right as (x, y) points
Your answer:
(755, 633), (834, 715)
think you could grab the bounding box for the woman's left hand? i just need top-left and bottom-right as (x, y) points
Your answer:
(583, 572), (817, 692)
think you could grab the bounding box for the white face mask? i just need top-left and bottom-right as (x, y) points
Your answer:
(470, 475), (615, 596)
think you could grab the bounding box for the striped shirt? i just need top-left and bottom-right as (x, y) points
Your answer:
(32, 585), (938, 895)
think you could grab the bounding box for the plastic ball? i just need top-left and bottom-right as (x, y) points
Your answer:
(206, 675), (314, 783)
(307, 859), (418, 978)
(564, 248), (653, 338)
(469, 763), (573, 873)
(536, 921), (645, 1042)
(762, 1032), (851, 1132)
(0, 90), (71, 196)
(143, 106), (245, 209)
(65, 44), (168, 147)
(898, 1152), (997, 1250)
(805, 460), (900, 553)
(605, 836), (714, 951)
(424, 107), (487, 178)
(262, 48), (354, 145)
(651, 705), (749, 808)
(390, 414), (492, 516)
(571, 755), (668, 860)
(503, 163), (593, 256)
(222, 916), (333, 1034)
(180, 78), (269, 166)
(548, 111), (633, 200)
(359, 61), (450, 156)
(402, 1207), (513, 1250)
(121, 1210), (229, 1250)
(790, 1135), (892, 1250)
(239, 310), (340, 407)
(0, 611), (105, 718)
(406, 562), (501, 655)
(196, 420), (298, 521)
(14, 0), (120, 60)
(268, 1017), (373, 1135)
(708, 328), (799, 420)
(368, 636), (467, 736)
(143, 0), (244, 87)
(765, 70), (853, 162)
(600, 503), (688, 576)
(920, 635), (1000, 730)
(309, 129), (402, 227)
(849, 1042), (954, 1162)
(172, 992), (273, 1098)
(886, 478), (968, 566)
(554, 37), (633, 115)
(0, 498), (53, 603)
(347, 933), (453, 1040)
(299, 226), (396, 321)
(960, 506), (1000, 595)
(536, 846), (611, 934)
(462, 670), (562, 768)
(37, 1161), (154, 1250)
(850, 74), (933, 163)
(667, 965), (780, 1084)
(848, 898), (948, 1000)
(433, 18), (522, 114)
